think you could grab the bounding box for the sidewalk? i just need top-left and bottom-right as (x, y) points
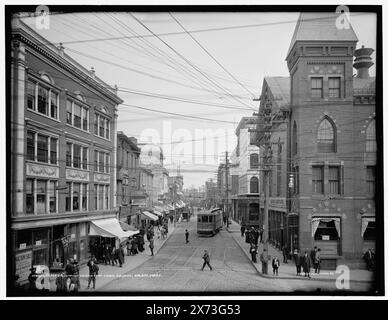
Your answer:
(48, 221), (176, 292)
(227, 220), (373, 283)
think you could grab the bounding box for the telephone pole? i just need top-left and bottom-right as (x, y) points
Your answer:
(225, 151), (230, 229)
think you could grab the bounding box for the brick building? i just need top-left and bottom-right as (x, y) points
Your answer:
(284, 13), (376, 267)
(10, 16), (123, 283)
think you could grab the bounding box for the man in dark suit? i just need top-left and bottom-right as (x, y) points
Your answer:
(201, 250), (213, 271)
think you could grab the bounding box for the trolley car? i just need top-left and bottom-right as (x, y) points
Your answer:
(197, 208), (223, 236)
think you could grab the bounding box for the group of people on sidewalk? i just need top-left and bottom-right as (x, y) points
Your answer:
(292, 247), (321, 278)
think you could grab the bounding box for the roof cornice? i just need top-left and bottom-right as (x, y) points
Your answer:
(12, 21), (123, 105)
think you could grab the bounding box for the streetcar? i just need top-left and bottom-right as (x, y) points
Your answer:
(197, 208), (223, 236)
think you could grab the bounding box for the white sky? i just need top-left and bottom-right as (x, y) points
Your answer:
(21, 10), (376, 188)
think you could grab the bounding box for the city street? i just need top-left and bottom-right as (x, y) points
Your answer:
(102, 213), (373, 293)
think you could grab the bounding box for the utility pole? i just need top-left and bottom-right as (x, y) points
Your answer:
(261, 101), (273, 253)
(225, 151), (230, 229)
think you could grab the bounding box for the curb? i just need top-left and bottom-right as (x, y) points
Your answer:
(228, 228), (373, 284)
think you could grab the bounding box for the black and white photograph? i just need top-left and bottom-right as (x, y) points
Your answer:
(3, 2), (384, 300)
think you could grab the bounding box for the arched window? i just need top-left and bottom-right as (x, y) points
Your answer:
(250, 177), (259, 194)
(292, 121), (297, 155)
(250, 153), (259, 169)
(317, 117), (336, 153)
(366, 119), (376, 152)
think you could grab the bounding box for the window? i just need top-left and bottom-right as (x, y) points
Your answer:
(292, 121), (297, 155)
(26, 179), (57, 214)
(48, 181), (57, 213)
(366, 120), (376, 153)
(73, 183), (80, 211)
(366, 166), (375, 194)
(66, 99), (89, 131)
(66, 142), (88, 169)
(66, 143), (72, 167)
(312, 166), (324, 194)
(314, 220), (339, 241)
(27, 79), (58, 119)
(328, 166), (340, 195)
(208, 216), (213, 223)
(94, 184), (98, 210)
(363, 221), (376, 241)
(317, 118), (336, 153)
(65, 182), (71, 212)
(26, 179), (34, 214)
(82, 108), (88, 131)
(105, 185), (109, 209)
(311, 77), (323, 98)
(82, 147), (88, 170)
(98, 185), (104, 209)
(73, 144), (81, 168)
(250, 176), (259, 194)
(250, 153), (259, 169)
(95, 113), (110, 139)
(37, 135), (48, 163)
(73, 103), (82, 128)
(27, 80), (36, 110)
(50, 91), (58, 118)
(105, 119), (110, 140)
(95, 150), (110, 173)
(66, 99), (72, 125)
(37, 86), (49, 115)
(50, 138), (57, 164)
(27, 131), (35, 161)
(329, 77), (341, 98)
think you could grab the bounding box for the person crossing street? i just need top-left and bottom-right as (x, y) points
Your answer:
(201, 250), (213, 271)
(185, 229), (189, 244)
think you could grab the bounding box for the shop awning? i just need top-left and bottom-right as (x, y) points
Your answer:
(153, 210), (164, 217)
(119, 221), (139, 232)
(89, 218), (139, 240)
(141, 211), (159, 221)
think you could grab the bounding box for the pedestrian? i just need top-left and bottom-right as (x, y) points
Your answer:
(294, 249), (302, 276)
(103, 244), (111, 265)
(310, 246), (317, 272)
(282, 245), (288, 263)
(201, 250), (213, 271)
(87, 258), (99, 289)
(259, 228), (263, 243)
(72, 259), (80, 291)
(149, 238), (154, 256)
(240, 225), (246, 237)
(250, 244), (258, 263)
(253, 228), (259, 246)
(314, 248), (321, 274)
(28, 267), (38, 292)
(260, 249), (270, 275)
(55, 272), (66, 292)
(131, 238), (138, 255)
(302, 251), (312, 278)
(272, 256), (280, 276)
(117, 245), (125, 267)
(126, 240), (132, 256)
(185, 229), (189, 244)
(110, 246), (117, 265)
(363, 248), (375, 271)
(138, 234), (145, 252)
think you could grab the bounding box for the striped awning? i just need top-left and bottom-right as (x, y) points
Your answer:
(141, 211), (159, 221)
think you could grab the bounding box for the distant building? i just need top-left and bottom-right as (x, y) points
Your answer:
(230, 117), (261, 226)
(116, 132), (141, 222)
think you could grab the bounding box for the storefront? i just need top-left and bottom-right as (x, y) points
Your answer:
(140, 211), (159, 228)
(312, 217), (341, 256)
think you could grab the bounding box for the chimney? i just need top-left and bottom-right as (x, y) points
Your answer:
(353, 45), (374, 79)
(90, 66), (95, 78)
(57, 43), (65, 56)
